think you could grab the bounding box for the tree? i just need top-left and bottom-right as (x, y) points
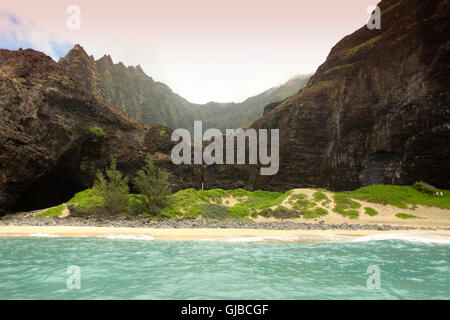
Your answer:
(92, 158), (129, 214)
(133, 155), (171, 215)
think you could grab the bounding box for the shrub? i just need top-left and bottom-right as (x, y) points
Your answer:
(364, 207), (378, 216)
(413, 182), (437, 195)
(396, 213), (424, 220)
(89, 126), (106, 138)
(68, 189), (104, 215)
(133, 155), (171, 215)
(313, 191), (331, 204)
(227, 204), (251, 220)
(37, 205), (65, 217)
(92, 158), (130, 215)
(332, 194), (361, 219)
(159, 130), (166, 137)
(198, 203), (229, 220)
(303, 207), (329, 219)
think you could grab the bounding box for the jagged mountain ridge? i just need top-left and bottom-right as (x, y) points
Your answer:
(59, 45), (310, 132)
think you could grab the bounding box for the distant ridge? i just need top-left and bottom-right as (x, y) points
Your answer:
(59, 45), (310, 131)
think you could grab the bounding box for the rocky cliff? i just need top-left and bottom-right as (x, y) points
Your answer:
(0, 49), (201, 212)
(247, 0), (449, 191)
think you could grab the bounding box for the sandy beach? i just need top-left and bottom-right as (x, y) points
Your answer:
(1, 225), (450, 243)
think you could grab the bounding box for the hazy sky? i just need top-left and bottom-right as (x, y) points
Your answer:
(0, 0), (377, 103)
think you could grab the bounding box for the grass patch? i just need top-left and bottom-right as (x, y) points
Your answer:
(89, 126), (106, 138)
(332, 194), (361, 219)
(396, 213), (424, 220)
(346, 35), (382, 55)
(301, 81), (332, 94)
(197, 203), (229, 220)
(313, 191), (331, 205)
(303, 207), (328, 219)
(413, 181), (437, 195)
(342, 185), (449, 209)
(67, 189), (105, 215)
(37, 205), (65, 217)
(260, 207), (300, 219)
(324, 63), (355, 74)
(227, 204), (251, 220)
(364, 207), (378, 216)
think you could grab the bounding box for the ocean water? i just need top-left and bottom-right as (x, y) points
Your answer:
(0, 237), (448, 300)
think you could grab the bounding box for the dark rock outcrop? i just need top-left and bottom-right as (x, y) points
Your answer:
(0, 49), (201, 212)
(247, 0), (450, 191)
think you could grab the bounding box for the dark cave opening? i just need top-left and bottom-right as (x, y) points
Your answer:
(12, 170), (85, 212)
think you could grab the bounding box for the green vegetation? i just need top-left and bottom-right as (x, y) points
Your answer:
(43, 182), (448, 221)
(63, 157), (173, 217)
(413, 181), (437, 195)
(301, 81), (332, 94)
(396, 213), (424, 220)
(332, 194), (361, 219)
(160, 188), (290, 219)
(227, 204), (251, 220)
(198, 203), (229, 220)
(324, 63), (355, 74)
(92, 158), (130, 215)
(313, 191), (331, 205)
(66, 189), (104, 215)
(364, 207), (378, 216)
(346, 35), (382, 55)
(342, 185), (449, 209)
(133, 155), (171, 215)
(89, 126), (106, 138)
(261, 207), (300, 219)
(37, 205), (65, 217)
(303, 207), (328, 219)
(159, 130), (166, 137)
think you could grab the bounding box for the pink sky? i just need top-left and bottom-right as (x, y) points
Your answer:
(1, 0), (379, 103)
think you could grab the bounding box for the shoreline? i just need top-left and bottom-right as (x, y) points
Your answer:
(1, 224), (450, 244)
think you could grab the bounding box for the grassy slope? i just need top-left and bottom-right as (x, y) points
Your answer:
(39, 185), (449, 221)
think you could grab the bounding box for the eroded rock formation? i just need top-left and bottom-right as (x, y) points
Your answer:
(0, 49), (200, 212)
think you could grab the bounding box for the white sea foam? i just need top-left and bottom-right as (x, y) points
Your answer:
(100, 234), (154, 241)
(351, 233), (450, 245)
(225, 235), (300, 242)
(29, 233), (60, 238)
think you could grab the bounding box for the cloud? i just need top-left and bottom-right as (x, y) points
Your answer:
(0, 11), (73, 60)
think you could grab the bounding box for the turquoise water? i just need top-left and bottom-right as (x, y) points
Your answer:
(0, 237), (448, 299)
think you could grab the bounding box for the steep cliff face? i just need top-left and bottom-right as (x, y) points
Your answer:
(0, 49), (201, 212)
(249, 0), (449, 191)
